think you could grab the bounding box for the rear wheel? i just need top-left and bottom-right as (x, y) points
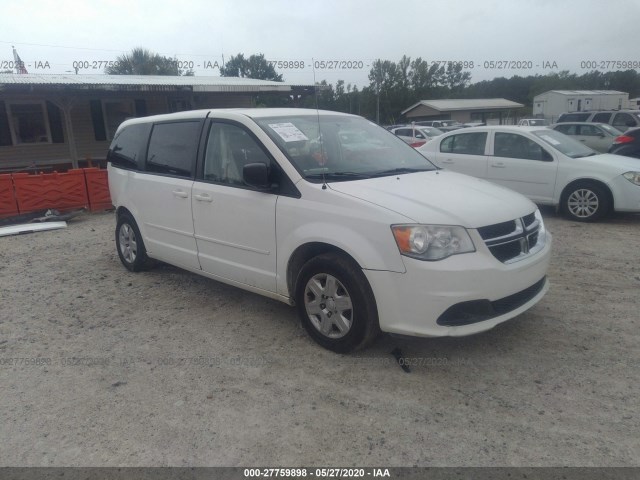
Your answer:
(116, 213), (149, 272)
(295, 253), (379, 353)
(562, 183), (610, 222)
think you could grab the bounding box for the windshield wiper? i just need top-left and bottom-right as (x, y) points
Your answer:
(369, 167), (433, 177)
(305, 171), (372, 180)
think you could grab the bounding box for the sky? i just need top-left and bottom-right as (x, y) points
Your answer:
(2, 0), (639, 88)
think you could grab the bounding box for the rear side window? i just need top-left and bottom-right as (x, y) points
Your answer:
(559, 113), (589, 122)
(107, 123), (151, 170)
(146, 121), (201, 178)
(613, 113), (637, 129)
(592, 113), (611, 123)
(440, 132), (487, 155)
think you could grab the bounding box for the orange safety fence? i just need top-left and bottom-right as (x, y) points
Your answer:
(0, 174), (19, 218)
(84, 168), (113, 212)
(1, 168), (113, 218)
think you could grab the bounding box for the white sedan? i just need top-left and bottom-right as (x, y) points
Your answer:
(417, 126), (640, 221)
(391, 125), (444, 147)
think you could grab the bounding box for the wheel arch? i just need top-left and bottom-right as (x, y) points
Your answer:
(116, 206), (134, 219)
(559, 178), (614, 211)
(286, 242), (362, 300)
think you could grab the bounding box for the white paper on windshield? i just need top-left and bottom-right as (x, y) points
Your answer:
(268, 123), (309, 142)
(539, 134), (561, 145)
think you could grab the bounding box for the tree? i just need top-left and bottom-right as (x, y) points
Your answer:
(220, 53), (283, 81)
(105, 47), (191, 75)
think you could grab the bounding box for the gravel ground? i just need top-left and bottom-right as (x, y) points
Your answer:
(0, 208), (638, 467)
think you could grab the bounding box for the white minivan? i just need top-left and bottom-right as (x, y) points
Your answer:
(108, 109), (552, 352)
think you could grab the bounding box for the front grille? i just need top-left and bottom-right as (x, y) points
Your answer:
(477, 220), (516, 239)
(478, 211), (543, 263)
(523, 212), (536, 227)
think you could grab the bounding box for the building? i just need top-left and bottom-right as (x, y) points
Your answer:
(0, 74), (313, 172)
(401, 98), (524, 125)
(532, 90), (629, 122)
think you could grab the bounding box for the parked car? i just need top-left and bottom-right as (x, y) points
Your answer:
(108, 109), (551, 353)
(608, 127), (640, 159)
(556, 110), (640, 132)
(518, 118), (549, 127)
(417, 126), (640, 221)
(390, 125), (444, 147)
(551, 122), (622, 152)
(414, 120), (464, 132)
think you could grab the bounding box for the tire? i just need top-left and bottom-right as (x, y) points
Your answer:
(115, 212), (149, 272)
(561, 183), (610, 222)
(294, 253), (380, 353)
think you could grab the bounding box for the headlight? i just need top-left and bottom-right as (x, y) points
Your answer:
(623, 171), (640, 186)
(391, 224), (475, 261)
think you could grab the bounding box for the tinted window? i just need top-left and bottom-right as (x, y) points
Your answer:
(494, 132), (548, 160)
(592, 113), (611, 123)
(440, 132), (487, 155)
(578, 125), (599, 136)
(203, 122), (273, 186)
(613, 113), (636, 129)
(559, 113), (589, 122)
(146, 121), (201, 177)
(107, 123), (151, 170)
(554, 124), (574, 135)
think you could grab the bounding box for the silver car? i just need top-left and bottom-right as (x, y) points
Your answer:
(551, 122), (622, 152)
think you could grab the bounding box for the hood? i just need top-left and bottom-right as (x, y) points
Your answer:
(328, 170), (537, 229)
(577, 153), (640, 172)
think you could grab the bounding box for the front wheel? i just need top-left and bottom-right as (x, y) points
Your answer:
(562, 183), (610, 222)
(295, 253), (379, 353)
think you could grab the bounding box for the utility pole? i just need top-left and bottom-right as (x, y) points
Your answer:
(12, 46), (28, 74)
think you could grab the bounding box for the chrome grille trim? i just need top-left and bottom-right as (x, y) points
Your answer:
(478, 212), (545, 264)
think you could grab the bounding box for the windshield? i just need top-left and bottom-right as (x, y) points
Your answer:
(255, 114), (437, 181)
(600, 124), (622, 135)
(533, 129), (596, 158)
(528, 119), (549, 126)
(419, 126), (444, 137)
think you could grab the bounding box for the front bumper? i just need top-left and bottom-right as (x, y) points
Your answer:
(364, 231), (552, 337)
(609, 174), (640, 212)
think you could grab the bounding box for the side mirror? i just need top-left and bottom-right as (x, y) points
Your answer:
(243, 162), (271, 190)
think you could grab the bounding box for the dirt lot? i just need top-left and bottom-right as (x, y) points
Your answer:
(0, 208), (638, 467)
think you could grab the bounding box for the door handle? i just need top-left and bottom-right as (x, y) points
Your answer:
(172, 190), (189, 198)
(441, 159), (454, 164)
(490, 162), (505, 168)
(194, 194), (213, 203)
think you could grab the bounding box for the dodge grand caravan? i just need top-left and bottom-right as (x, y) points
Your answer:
(107, 108), (552, 352)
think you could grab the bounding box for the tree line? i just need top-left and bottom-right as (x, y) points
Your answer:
(102, 48), (640, 125)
